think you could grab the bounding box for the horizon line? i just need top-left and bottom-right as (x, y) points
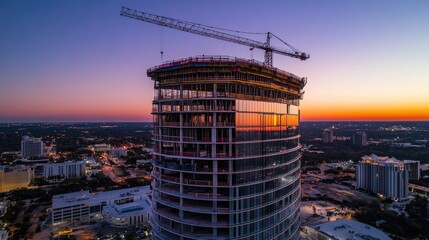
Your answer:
(1, 120), (429, 124)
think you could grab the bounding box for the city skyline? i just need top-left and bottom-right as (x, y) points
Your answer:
(1, 1), (429, 122)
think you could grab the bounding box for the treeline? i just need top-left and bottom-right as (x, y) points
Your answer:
(302, 142), (429, 165)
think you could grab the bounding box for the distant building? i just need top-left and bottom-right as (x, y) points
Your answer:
(379, 138), (393, 144)
(409, 184), (429, 198)
(136, 159), (151, 165)
(334, 136), (351, 141)
(1, 151), (20, 161)
(13, 158), (49, 165)
(427, 203), (429, 219)
(352, 132), (368, 146)
(52, 186), (151, 232)
(110, 147), (128, 158)
(322, 129), (334, 143)
(142, 147), (154, 155)
(0, 230), (7, 240)
(404, 160), (420, 180)
(356, 154), (410, 200)
(21, 135), (44, 158)
(0, 200), (9, 217)
(390, 142), (425, 148)
(82, 157), (101, 176)
(43, 145), (55, 156)
(91, 144), (111, 152)
(415, 139), (428, 145)
(0, 166), (31, 192)
(43, 161), (85, 182)
(31, 164), (44, 179)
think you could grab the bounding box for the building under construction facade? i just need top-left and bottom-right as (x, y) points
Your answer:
(149, 56), (305, 240)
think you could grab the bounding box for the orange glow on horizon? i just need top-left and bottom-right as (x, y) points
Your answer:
(2, 95), (428, 122)
(301, 103), (429, 121)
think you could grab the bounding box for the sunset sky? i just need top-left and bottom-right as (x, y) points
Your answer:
(1, 1), (428, 122)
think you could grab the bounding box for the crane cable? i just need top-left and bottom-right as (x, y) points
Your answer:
(178, 18), (301, 53)
(176, 17), (266, 35)
(159, 27), (164, 62)
(270, 33), (300, 53)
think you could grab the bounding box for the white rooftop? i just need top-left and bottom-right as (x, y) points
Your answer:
(45, 160), (84, 166)
(315, 220), (391, 240)
(361, 154), (409, 166)
(52, 186), (151, 209)
(93, 144), (110, 148)
(103, 199), (151, 217)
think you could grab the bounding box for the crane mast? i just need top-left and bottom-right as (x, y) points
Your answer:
(120, 6), (309, 67)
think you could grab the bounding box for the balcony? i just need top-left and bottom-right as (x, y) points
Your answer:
(153, 182), (229, 200)
(154, 160), (229, 174)
(153, 193), (230, 214)
(155, 207), (229, 227)
(154, 171), (228, 187)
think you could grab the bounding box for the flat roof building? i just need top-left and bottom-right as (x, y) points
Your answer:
(149, 56), (305, 240)
(43, 161), (85, 182)
(404, 160), (420, 180)
(110, 147), (128, 158)
(103, 199), (151, 228)
(0, 166), (31, 192)
(322, 129), (334, 143)
(352, 132), (368, 146)
(21, 135), (44, 158)
(52, 186), (151, 232)
(313, 220), (391, 240)
(357, 154), (411, 200)
(91, 144), (111, 152)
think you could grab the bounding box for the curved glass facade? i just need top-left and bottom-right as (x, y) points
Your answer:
(148, 56), (305, 240)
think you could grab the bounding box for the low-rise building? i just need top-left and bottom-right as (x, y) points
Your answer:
(404, 160), (420, 180)
(390, 142), (425, 148)
(136, 159), (151, 165)
(0, 200), (9, 217)
(110, 147), (128, 158)
(0, 230), (8, 240)
(43, 161), (85, 182)
(102, 199), (151, 228)
(142, 148), (154, 155)
(0, 166), (31, 192)
(91, 144), (111, 152)
(52, 186), (151, 232)
(415, 139), (428, 145)
(82, 158), (102, 177)
(409, 184), (429, 198)
(311, 220), (391, 240)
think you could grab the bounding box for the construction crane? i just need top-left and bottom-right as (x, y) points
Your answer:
(120, 6), (309, 67)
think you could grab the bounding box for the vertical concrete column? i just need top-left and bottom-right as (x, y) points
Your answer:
(228, 160), (233, 181)
(179, 84), (183, 157)
(212, 109), (218, 222)
(228, 128), (233, 157)
(212, 112), (217, 158)
(213, 83), (217, 98)
(213, 159), (218, 207)
(213, 218), (218, 237)
(180, 113), (183, 154)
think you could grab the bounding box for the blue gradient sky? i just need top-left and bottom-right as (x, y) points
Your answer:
(1, 1), (429, 122)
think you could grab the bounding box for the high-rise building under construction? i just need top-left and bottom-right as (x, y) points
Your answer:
(149, 56), (305, 240)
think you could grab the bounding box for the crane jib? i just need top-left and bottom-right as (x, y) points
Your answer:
(120, 6), (309, 66)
